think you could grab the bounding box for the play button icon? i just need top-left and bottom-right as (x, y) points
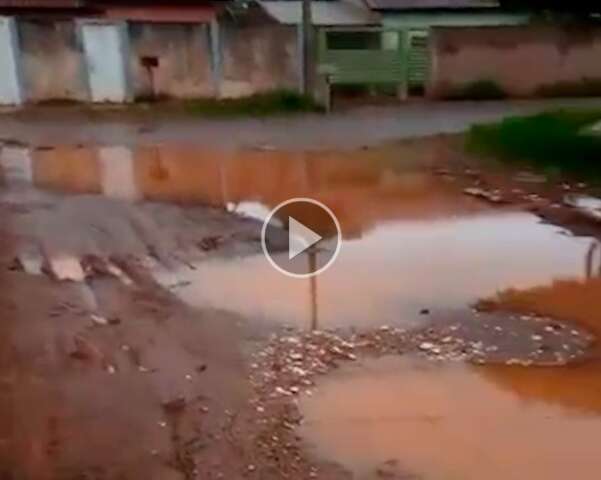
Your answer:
(261, 198), (342, 278)
(288, 217), (322, 260)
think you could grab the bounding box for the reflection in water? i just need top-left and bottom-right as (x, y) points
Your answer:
(308, 250), (318, 331)
(4, 143), (601, 477)
(161, 212), (593, 330)
(2, 143), (599, 332)
(585, 239), (601, 279)
(0, 144), (485, 238)
(0, 146), (33, 184)
(299, 356), (601, 480)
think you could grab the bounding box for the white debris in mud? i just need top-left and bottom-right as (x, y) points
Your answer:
(16, 245), (44, 275)
(463, 187), (505, 204)
(563, 193), (601, 221)
(90, 314), (109, 326)
(48, 254), (86, 282)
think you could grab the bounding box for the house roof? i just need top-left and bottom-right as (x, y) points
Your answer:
(259, 1), (379, 26)
(0, 0), (82, 6)
(364, 0), (499, 11)
(104, 5), (218, 22)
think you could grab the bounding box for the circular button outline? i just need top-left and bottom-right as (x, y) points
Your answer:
(261, 197), (342, 279)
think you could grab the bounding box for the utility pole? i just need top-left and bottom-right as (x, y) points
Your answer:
(301, 0), (313, 95)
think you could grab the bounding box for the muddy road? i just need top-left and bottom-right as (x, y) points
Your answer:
(1, 126), (601, 479)
(2, 98), (601, 149)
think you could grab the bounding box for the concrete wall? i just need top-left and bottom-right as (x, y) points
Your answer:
(220, 23), (300, 98)
(429, 26), (601, 98)
(128, 22), (215, 100)
(18, 19), (88, 102)
(0, 16), (301, 104)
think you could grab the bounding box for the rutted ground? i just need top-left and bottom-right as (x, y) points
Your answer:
(1, 120), (601, 479)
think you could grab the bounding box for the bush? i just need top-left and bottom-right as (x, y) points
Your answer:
(444, 80), (507, 101)
(467, 109), (601, 179)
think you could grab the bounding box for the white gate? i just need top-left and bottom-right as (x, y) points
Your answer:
(80, 20), (130, 103)
(0, 17), (23, 105)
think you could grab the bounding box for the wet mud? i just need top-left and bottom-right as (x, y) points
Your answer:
(2, 136), (601, 479)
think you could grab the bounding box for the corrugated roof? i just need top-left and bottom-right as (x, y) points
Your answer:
(260, 1), (380, 26)
(105, 5), (217, 23)
(364, 0), (499, 10)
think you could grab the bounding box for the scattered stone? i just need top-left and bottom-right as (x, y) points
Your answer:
(90, 313), (109, 326)
(463, 187), (505, 204)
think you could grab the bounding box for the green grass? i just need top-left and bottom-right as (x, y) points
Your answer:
(181, 90), (321, 117)
(467, 109), (601, 179)
(444, 80), (507, 101)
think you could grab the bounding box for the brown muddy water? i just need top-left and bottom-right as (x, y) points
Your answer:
(299, 356), (601, 480)
(3, 143), (601, 479)
(0, 144), (597, 329)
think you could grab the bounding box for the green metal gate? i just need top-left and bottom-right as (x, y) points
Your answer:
(317, 27), (431, 106)
(407, 29), (429, 92)
(317, 28), (406, 86)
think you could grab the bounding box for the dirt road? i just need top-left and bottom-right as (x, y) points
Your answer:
(1, 98), (601, 149)
(2, 106), (601, 480)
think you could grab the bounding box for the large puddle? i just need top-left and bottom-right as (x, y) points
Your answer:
(1, 144), (597, 330)
(299, 356), (601, 480)
(4, 143), (601, 479)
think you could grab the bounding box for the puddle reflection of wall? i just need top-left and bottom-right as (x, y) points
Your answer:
(98, 146), (140, 201)
(0, 146), (33, 184)
(25, 143), (482, 239)
(130, 145), (480, 237)
(34, 146), (101, 194)
(173, 212), (594, 332)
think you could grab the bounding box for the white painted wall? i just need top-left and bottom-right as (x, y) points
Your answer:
(0, 17), (23, 105)
(81, 21), (130, 103)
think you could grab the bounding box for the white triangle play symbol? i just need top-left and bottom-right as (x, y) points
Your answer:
(288, 217), (322, 260)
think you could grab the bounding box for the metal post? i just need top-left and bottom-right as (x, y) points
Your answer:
(301, 0), (313, 95)
(209, 19), (222, 98)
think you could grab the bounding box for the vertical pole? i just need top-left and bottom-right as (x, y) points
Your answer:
(301, 0), (313, 96)
(397, 29), (409, 102)
(209, 19), (222, 98)
(308, 250), (318, 331)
